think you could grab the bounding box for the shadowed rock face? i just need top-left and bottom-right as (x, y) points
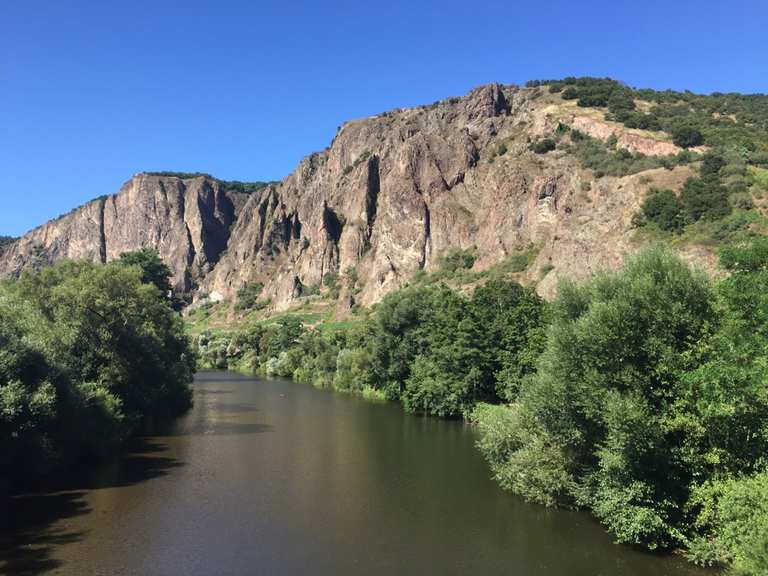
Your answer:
(0, 174), (244, 293)
(0, 83), (715, 309)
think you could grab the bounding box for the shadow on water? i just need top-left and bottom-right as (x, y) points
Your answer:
(0, 438), (183, 575)
(0, 491), (88, 576)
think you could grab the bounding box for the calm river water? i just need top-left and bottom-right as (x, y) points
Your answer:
(1, 371), (711, 575)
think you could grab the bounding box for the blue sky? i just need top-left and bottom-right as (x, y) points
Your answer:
(1, 0), (767, 236)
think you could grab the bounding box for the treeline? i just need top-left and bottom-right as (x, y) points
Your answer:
(200, 243), (768, 574)
(0, 250), (196, 491)
(144, 172), (276, 195)
(198, 278), (545, 416)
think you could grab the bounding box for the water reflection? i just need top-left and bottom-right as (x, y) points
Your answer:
(0, 372), (711, 576)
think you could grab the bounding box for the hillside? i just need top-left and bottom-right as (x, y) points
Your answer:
(3, 78), (768, 313)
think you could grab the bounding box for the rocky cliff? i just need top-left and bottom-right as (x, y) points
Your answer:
(0, 175), (247, 293)
(0, 83), (716, 309)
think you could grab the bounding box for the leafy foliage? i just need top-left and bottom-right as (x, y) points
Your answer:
(117, 249), (173, 295)
(472, 245), (768, 573)
(641, 189), (684, 232)
(0, 259), (195, 488)
(671, 124), (704, 148)
(235, 282), (265, 311)
(531, 138), (556, 154)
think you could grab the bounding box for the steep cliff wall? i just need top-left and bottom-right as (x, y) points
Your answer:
(199, 83), (707, 308)
(0, 174), (246, 292)
(0, 83), (714, 309)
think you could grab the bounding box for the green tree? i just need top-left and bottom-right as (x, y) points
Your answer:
(672, 124), (704, 148)
(680, 176), (731, 221)
(641, 189), (685, 231)
(117, 249), (173, 296)
(477, 249), (716, 548)
(1, 259), (195, 489)
(469, 279), (546, 401)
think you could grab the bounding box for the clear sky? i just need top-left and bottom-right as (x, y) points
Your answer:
(1, 0), (767, 236)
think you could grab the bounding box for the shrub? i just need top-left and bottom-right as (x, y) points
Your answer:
(641, 189), (685, 231)
(235, 282), (265, 311)
(681, 176), (731, 221)
(672, 124), (705, 148)
(714, 472), (768, 574)
(440, 247), (476, 272)
(531, 138), (557, 154)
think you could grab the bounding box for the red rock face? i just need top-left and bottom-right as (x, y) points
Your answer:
(570, 116), (681, 156)
(0, 84), (716, 310)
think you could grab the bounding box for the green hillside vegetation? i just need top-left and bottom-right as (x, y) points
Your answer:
(0, 251), (195, 491)
(528, 77), (768, 245)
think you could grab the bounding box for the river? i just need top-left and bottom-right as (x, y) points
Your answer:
(1, 371), (710, 575)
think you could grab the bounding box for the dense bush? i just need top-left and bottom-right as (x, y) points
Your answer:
(641, 189), (684, 231)
(0, 256), (195, 489)
(472, 245), (768, 573)
(680, 176), (731, 221)
(235, 281), (265, 311)
(672, 124), (705, 148)
(531, 138), (557, 154)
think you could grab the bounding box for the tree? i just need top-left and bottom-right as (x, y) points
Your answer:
(1, 259), (195, 488)
(641, 189), (685, 231)
(477, 249), (717, 548)
(117, 249), (173, 296)
(401, 289), (488, 417)
(469, 279), (546, 401)
(268, 317), (305, 353)
(672, 124), (704, 148)
(680, 176), (730, 221)
(608, 92), (636, 116)
(369, 286), (440, 399)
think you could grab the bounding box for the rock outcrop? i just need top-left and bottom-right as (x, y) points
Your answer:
(0, 83), (713, 309)
(0, 174), (246, 292)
